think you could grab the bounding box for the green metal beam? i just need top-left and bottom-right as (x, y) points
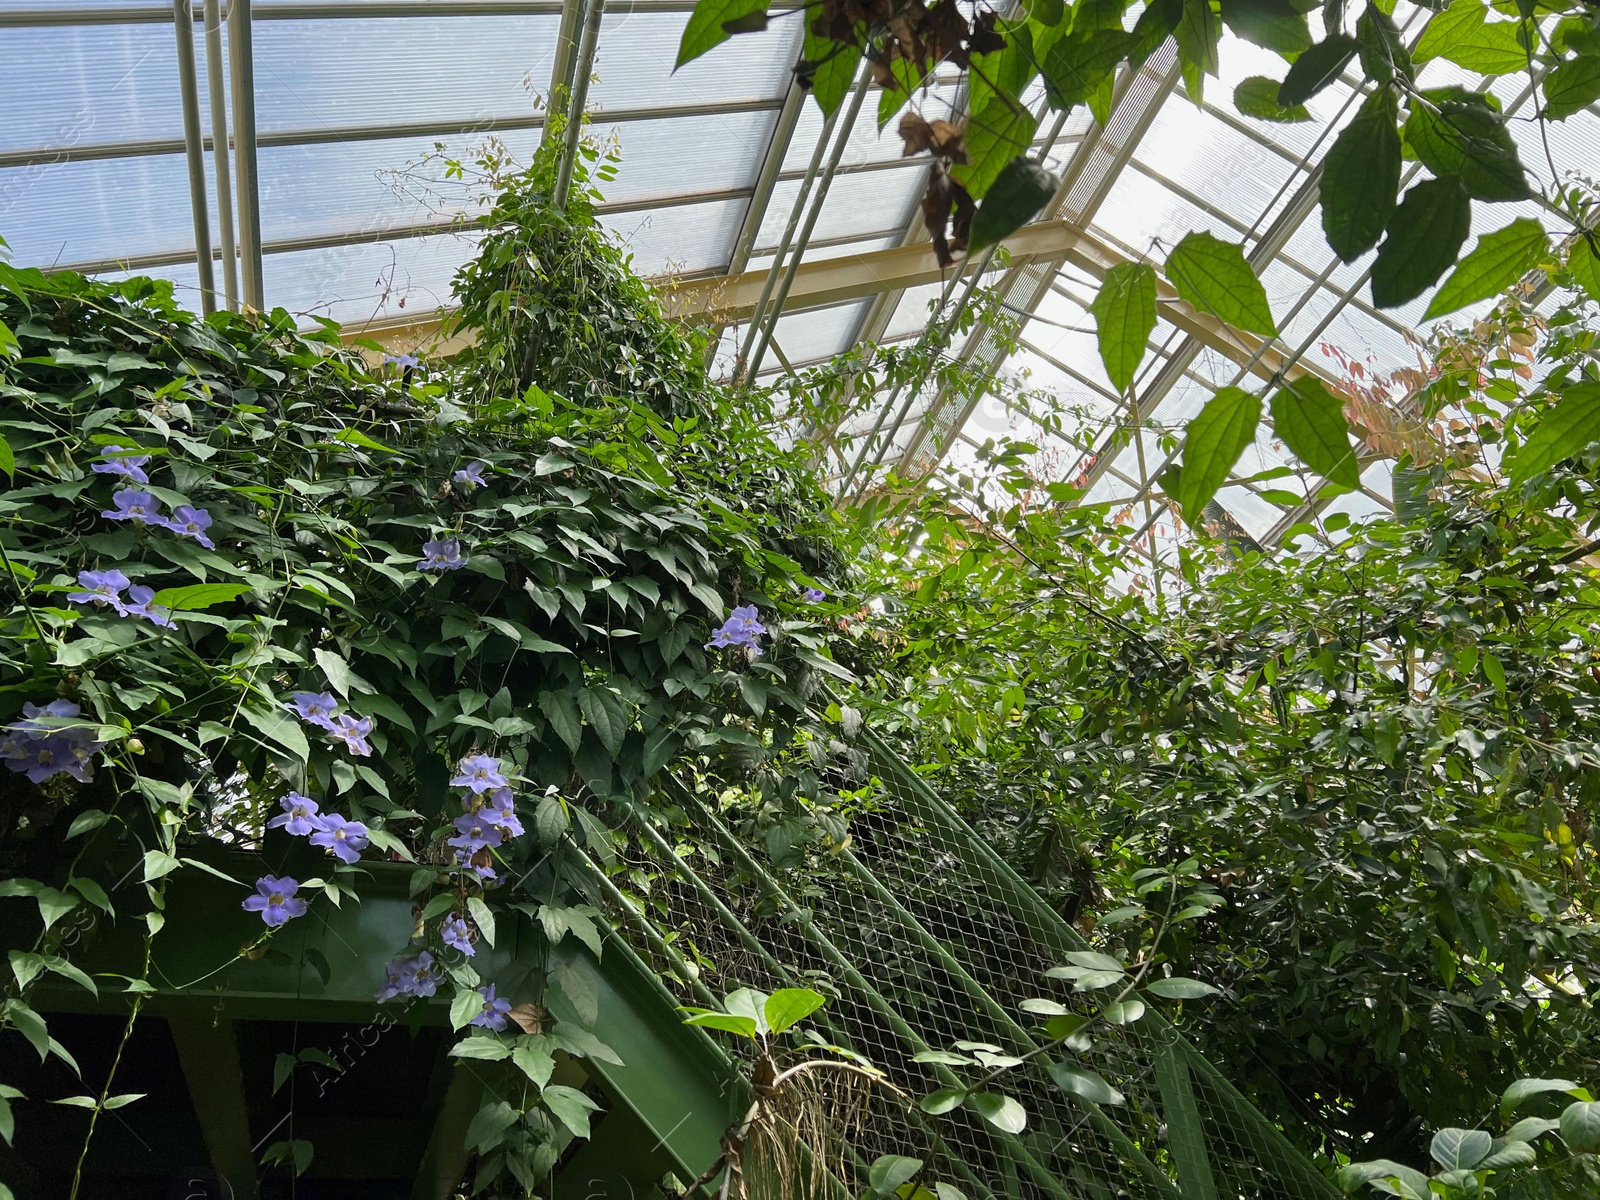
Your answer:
(169, 1017), (261, 1200)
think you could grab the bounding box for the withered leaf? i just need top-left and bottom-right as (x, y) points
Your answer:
(930, 119), (968, 163)
(921, 166), (957, 268)
(900, 112), (936, 156)
(950, 180), (976, 254)
(927, 0), (971, 67)
(508, 1003), (546, 1035)
(970, 10), (1006, 56)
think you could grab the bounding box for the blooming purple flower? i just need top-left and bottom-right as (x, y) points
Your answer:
(802, 587), (826, 603)
(384, 353), (420, 370)
(285, 691), (339, 731)
(5, 701), (104, 784)
(453, 847), (500, 883)
(470, 984), (513, 1032)
(67, 569), (131, 610)
(448, 812), (503, 855)
(326, 712), (374, 757)
(163, 505), (216, 550)
(451, 754), (508, 795)
(120, 585), (175, 629)
(267, 791), (321, 837)
(101, 489), (161, 526)
(483, 789), (524, 839)
(706, 605), (767, 654)
(309, 813), (369, 865)
(418, 538), (467, 572)
(442, 913), (476, 957)
(376, 958), (408, 1002)
(91, 445), (152, 485)
(400, 951), (438, 998)
(452, 462), (487, 491)
(242, 875), (308, 927)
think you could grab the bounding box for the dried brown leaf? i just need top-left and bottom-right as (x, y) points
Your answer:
(899, 112), (936, 156)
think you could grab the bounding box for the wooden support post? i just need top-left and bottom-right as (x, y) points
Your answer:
(169, 1017), (260, 1200)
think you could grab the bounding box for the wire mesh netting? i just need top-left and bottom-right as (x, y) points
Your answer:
(577, 727), (1340, 1200)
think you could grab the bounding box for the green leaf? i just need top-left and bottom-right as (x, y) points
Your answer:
(542, 1084), (601, 1139)
(877, 55), (927, 129)
(681, 1011), (760, 1037)
(1232, 77), (1310, 122)
(919, 1088), (967, 1115)
(952, 104), (1041, 200)
(869, 1156), (923, 1196)
(676, 0), (767, 67)
(33, 888), (77, 932)
(1423, 218), (1547, 319)
(764, 987), (826, 1035)
(578, 686), (627, 757)
(1501, 1077), (1586, 1117)
(1505, 1116), (1562, 1142)
(969, 157), (1059, 252)
(1047, 1062), (1125, 1105)
(1177, 387), (1263, 522)
(1277, 35), (1359, 106)
(65, 810), (111, 839)
(1102, 999), (1145, 1024)
(142, 850), (182, 883)
(1145, 977), (1220, 999)
(1430, 1128), (1492, 1170)
(450, 986), (485, 1031)
(1561, 1101), (1600, 1154)
(1371, 177), (1472, 308)
(242, 703), (311, 764)
(1270, 376), (1360, 491)
(0, 433), (12, 483)
(801, 33), (863, 119)
(1570, 236), (1600, 303)
(1175, 0), (1221, 78)
(969, 20), (1038, 119)
(1478, 1139), (1536, 1168)
(723, 987), (770, 1034)
(150, 583), (251, 612)
(449, 1036), (511, 1061)
(966, 1091), (1027, 1133)
(1404, 94), (1527, 201)
(1089, 262), (1158, 393)
(538, 691), (582, 755)
(465, 898), (496, 950)
(1510, 383), (1600, 481)
(1337, 1160), (1431, 1199)
(1219, 0), (1311, 54)
(512, 1038), (556, 1088)
(1356, 4), (1413, 84)
(1544, 55), (1600, 120)
(1320, 88), (1401, 262)
(1413, 0), (1527, 74)
(1062, 950), (1124, 972)
(1042, 28), (1133, 110)
(1165, 232), (1277, 337)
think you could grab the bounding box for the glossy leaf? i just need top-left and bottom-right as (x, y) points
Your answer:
(681, 1010), (760, 1037)
(1423, 218), (1547, 319)
(1371, 177), (1472, 308)
(919, 1088), (967, 1114)
(1047, 1062), (1126, 1105)
(1270, 376), (1360, 491)
(1560, 1100), (1600, 1154)
(763, 987), (826, 1034)
(966, 1090), (1028, 1132)
(1165, 232), (1277, 337)
(1233, 77), (1311, 122)
(676, 0), (768, 68)
(1277, 35), (1359, 106)
(1089, 262), (1158, 393)
(1429, 1127), (1491, 1170)
(869, 1156), (923, 1196)
(1544, 56), (1600, 120)
(1321, 88), (1401, 262)
(1145, 977), (1221, 999)
(969, 158), (1059, 251)
(1509, 382), (1600, 482)
(1177, 387), (1262, 523)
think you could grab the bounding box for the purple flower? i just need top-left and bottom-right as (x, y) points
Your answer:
(706, 605), (767, 654)
(400, 951), (438, 997)
(453, 847), (500, 883)
(101, 489), (161, 526)
(442, 913), (476, 956)
(120, 585), (175, 629)
(4, 701), (104, 784)
(452, 462), (487, 491)
(483, 789), (524, 839)
(67, 569), (131, 610)
(163, 505), (216, 550)
(267, 791), (321, 837)
(309, 813), (369, 864)
(285, 691), (339, 731)
(91, 445), (151, 485)
(376, 958), (408, 1002)
(385, 353), (420, 370)
(326, 712), (374, 757)
(242, 875), (308, 927)
(418, 538), (466, 572)
(802, 587), (826, 603)
(451, 754), (508, 795)
(470, 984), (513, 1032)
(448, 812), (503, 854)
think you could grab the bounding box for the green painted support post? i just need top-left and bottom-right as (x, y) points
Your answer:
(1153, 1042), (1217, 1200)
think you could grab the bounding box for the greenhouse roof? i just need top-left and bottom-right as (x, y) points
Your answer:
(4, 0), (1597, 560)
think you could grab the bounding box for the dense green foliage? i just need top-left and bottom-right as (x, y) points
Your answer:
(0, 146), (851, 1195)
(843, 279), (1600, 1170)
